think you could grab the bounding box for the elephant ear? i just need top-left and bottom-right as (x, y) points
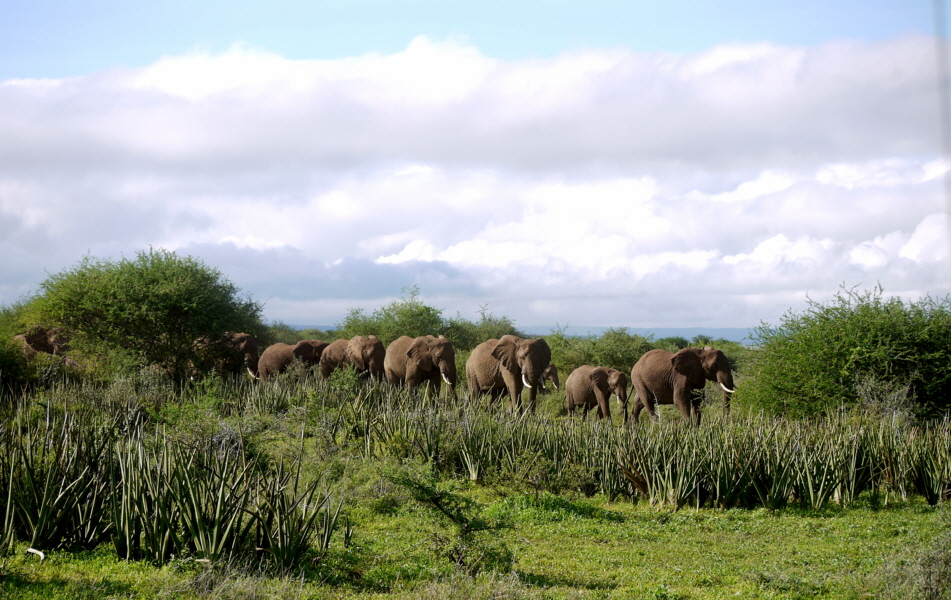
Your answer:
(492, 336), (519, 370)
(671, 350), (706, 387)
(292, 342), (313, 360)
(589, 367), (609, 389)
(608, 368), (627, 390)
(347, 338), (367, 369)
(407, 337), (434, 371)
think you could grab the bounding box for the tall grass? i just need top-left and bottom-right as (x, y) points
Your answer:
(1, 372), (947, 573)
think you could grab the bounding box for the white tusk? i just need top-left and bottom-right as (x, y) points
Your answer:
(720, 383), (736, 393)
(248, 367), (259, 379)
(552, 383), (559, 389)
(442, 372), (451, 385)
(522, 374), (533, 388)
(27, 548), (45, 561)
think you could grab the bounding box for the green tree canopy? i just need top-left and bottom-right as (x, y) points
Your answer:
(29, 249), (265, 381)
(741, 286), (951, 419)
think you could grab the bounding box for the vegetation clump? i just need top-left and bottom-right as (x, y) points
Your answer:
(20, 249), (266, 382)
(741, 285), (951, 419)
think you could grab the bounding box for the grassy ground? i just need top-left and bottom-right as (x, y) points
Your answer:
(2, 492), (946, 599)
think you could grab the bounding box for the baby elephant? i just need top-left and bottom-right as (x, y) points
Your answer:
(565, 366), (629, 423)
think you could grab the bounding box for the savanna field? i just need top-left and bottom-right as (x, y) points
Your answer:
(1, 252), (949, 599)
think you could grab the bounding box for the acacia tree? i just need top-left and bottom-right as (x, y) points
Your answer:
(30, 250), (265, 381)
(741, 286), (951, 419)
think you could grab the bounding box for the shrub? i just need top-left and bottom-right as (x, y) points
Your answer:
(27, 249), (265, 381)
(740, 286), (951, 419)
(334, 288), (521, 351)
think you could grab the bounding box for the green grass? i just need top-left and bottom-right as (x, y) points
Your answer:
(2, 493), (946, 599)
(1, 374), (948, 599)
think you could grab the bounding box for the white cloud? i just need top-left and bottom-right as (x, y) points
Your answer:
(1, 35), (947, 328)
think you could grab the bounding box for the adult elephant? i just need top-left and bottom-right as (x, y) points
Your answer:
(565, 366), (629, 422)
(629, 346), (736, 425)
(319, 339), (351, 379)
(466, 335), (551, 412)
(13, 326), (70, 358)
(347, 335), (385, 381)
(258, 340), (329, 380)
(384, 335), (457, 396)
(203, 332), (259, 378)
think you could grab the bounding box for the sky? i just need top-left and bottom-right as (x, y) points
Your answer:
(1, 1), (949, 332)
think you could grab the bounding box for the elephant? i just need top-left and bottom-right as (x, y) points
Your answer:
(565, 366), (629, 422)
(465, 335), (552, 412)
(541, 363), (560, 390)
(13, 326), (70, 358)
(347, 335), (386, 381)
(629, 346), (736, 425)
(319, 339), (351, 379)
(201, 332), (259, 378)
(384, 335), (457, 396)
(258, 340), (329, 380)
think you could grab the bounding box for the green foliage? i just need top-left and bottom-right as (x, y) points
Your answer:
(547, 326), (654, 376)
(335, 286), (444, 345)
(28, 249), (265, 381)
(442, 306), (523, 351)
(741, 286), (951, 418)
(0, 301), (36, 391)
(264, 320), (303, 346)
(334, 289), (520, 351)
(388, 469), (513, 575)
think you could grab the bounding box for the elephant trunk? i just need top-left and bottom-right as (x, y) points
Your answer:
(717, 370), (735, 416)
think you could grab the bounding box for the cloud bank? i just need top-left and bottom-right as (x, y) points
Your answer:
(1, 35), (948, 328)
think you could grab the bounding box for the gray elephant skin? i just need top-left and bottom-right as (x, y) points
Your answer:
(465, 335), (552, 412)
(319, 339), (351, 379)
(258, 340), (329, 380)
(319, 335), (386, 380)
(541, 363), (559, 390)
(565, 365), (629, 422)
(630, 346), (736, 425)
(13, 326), (70, 358)
(200, 332), (259, 378)
(384, 335), (457, 396)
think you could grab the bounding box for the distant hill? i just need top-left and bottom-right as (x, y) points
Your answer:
(520, 326), (754, 344)
(286, 324), (754, 345)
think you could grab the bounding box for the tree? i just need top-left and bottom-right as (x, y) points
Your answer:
(335, 286), (445, 345)
(741, 286), (951, 419)
(30, 250), (265, 381)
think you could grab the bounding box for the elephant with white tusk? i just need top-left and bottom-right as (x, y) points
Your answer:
(258, 340), (329, 380)
(384, 335), (457, 396)
(540, 363), (559, 390)
(630, 346), (736, 425)
(465, 335), (551, 412)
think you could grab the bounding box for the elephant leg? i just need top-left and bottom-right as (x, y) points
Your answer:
(632, 382), (659, 421)
(691, 389), (704, 426)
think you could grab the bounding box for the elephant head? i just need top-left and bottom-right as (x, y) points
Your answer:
(406, 335), (457, 395)
(672, 346), (736, 414)
(14, 326), (68, 357)
(541, 363), (560, 390)
(230, 332), (259, 378)
(592, 367), (629, 422)
(490, 335), (552, 411)
(347, 335), (385, 380)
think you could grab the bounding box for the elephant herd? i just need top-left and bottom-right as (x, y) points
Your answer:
(254, 333), (736, 424)
(12, 327), (735, 424)
(567, 347), (736, 425)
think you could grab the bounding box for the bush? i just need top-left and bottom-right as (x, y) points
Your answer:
(740, 286), (951, 419)
(547, 326), (654, 376)
(334, 288), (521, 351)
(26, 249), (265, 381)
